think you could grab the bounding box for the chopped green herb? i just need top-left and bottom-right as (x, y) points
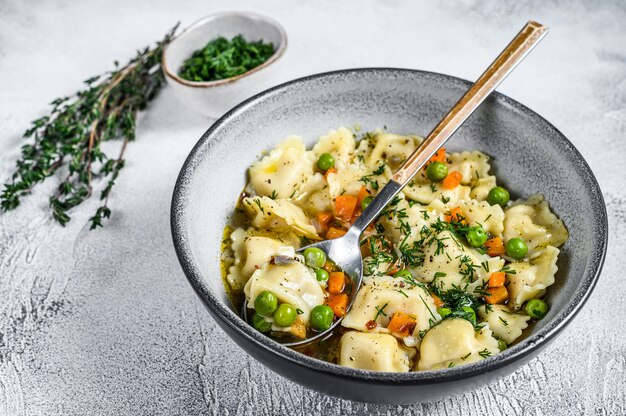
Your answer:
(499, 265), (517, 275)
(478, 348), (492, 358)
(373, 302), (389, 321)
(252, 198), (264, 214)
(418, 294), (438, 321)
(178, 35), (275, 82)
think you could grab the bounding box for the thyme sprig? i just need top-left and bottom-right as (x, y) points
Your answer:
(1, 24), (179, 229)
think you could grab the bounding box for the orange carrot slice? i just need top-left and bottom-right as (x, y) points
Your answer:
(387, 312), (417, 337)
(326, 227), (347, 240)
(488, 271), (506, 288)
(444, 207), (465, 224)
(428, 148), (446, 164)
(328, 272), (346, 294)
(334, 195), (358, 221)
(356, 186), (370, 206)
(327, 293), (349, 317)
(442, 171), (463, 189)
(483, 285), (508, 304)
(485, 237), (506, 256)
(430, 293), (445, 308)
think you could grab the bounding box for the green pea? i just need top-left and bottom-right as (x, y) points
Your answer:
(310, 305), (334, 331)
(437, 307), (452, 318)
(315, 268), (329, 283)
(497, 338), (507, 351)
(462, 306), (477, 324)
(525, 299), (548, 319)
(394, 270), (413, 279)
(273, 303), (297, 327)
(254, 290), (278, 317)
(487, 186), (510, 207)
(466, 226), (488, 248)
(426, 162), (448, 182)
(303, 247), (327, 268)
(506, 238), (528, 259)
(251, 312), (272, 333)
(317, 153), (335, 171)
(361, 195), (374, 211)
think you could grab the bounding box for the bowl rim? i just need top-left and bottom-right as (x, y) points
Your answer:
(171, 67), (608, 384)
(162, 11), (288, 89)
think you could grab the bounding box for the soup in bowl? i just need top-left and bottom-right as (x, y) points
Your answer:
(171, 69), (607, 403)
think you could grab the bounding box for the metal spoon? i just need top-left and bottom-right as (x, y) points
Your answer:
(245, 21), (548, 347)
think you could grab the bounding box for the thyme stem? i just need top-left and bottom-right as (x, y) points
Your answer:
(1, 23), (179, 229)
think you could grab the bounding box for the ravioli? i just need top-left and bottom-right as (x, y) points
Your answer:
(223, 127), (568, 373)
(339, 331), (416, 372)
(244, 252), (324, 325)
(417, 319), (500, 370)
(503, 194), (568, 254)
(342, 275), (441, 346)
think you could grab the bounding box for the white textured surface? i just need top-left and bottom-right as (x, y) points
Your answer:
(0, 0), (625, 414)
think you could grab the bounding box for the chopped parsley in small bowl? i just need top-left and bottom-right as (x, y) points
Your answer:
(163, 12), (287, 118)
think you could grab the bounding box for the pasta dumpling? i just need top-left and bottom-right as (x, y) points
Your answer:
(342, 275), (441, 344)
(242, 196), (319, 239)
(244, 252), (324, 325)
(312, 127), (356, 167)
(417, 319), (500, 370)
(365, 132), (423, 170)
(506, 246), (559, 310)
(226, 228), (283, 290)
(470, 175), (497, 201)
(447, 151), (491, 185)
(403, 181), (472, 205)
(326, 163), (369, 199)
(478, 304), (530, 344)
(450, 200), (505, 237)
(339, 331), (416, 372)
(504, 194), (568, 253)
(413, 230), (504, 293)
(249, 137), (314, 199)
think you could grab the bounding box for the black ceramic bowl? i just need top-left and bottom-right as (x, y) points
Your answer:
(171, 69), (607, 404)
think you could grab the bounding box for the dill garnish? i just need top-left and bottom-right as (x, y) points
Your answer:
(478, 349), (492, 358)
(373, 303), (389, 321)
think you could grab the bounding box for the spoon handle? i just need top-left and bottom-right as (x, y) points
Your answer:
(392, 21), (548, 185)
(351, 21), (548, 235)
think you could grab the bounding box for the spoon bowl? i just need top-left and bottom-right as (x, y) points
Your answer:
(241, 229), (362, 347)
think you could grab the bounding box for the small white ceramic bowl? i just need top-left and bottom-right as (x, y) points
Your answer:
(162, 12), (288, 118)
